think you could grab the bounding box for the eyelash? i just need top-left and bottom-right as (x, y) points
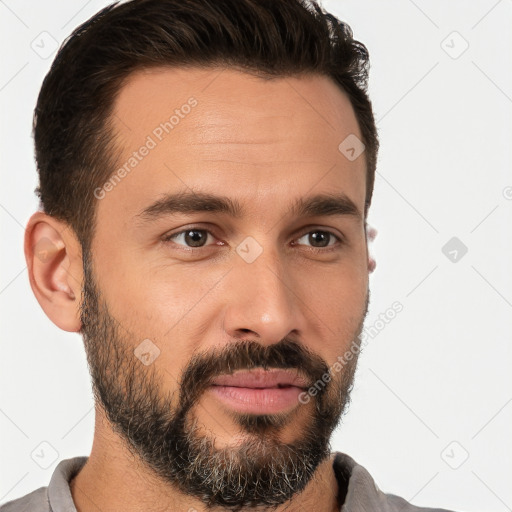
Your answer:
(161, 227), (344, 253)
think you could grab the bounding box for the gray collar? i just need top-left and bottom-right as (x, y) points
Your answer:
(45, 453), (410, 512)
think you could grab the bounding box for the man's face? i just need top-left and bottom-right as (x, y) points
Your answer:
(80, 67), (369, 508)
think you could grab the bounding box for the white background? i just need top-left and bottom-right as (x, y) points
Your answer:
(1, 1), (511, 510)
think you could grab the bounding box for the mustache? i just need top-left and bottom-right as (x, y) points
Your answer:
(178, 339), (330, 411)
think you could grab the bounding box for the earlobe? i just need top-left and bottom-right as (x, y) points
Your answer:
(24, 212), (83, 332)
(368, 255), (376, 273)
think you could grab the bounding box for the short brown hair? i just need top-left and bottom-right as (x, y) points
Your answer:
(34, 0), (379, 253)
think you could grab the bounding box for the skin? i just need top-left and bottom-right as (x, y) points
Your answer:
(25, 67), (374, 512)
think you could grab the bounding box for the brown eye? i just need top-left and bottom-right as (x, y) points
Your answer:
(163, 228), (213, 248)
(295, 230), (341, 249)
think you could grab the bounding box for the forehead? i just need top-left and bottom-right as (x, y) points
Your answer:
(101, 66), (366, 227)
(112, 66), (362, 148)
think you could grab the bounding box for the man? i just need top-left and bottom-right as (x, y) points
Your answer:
(1, 0), (455, 511)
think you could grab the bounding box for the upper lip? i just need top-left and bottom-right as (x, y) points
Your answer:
(210, 368), (310, 389)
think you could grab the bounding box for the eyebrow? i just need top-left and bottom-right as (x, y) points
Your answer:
(135, 191), (362, 224)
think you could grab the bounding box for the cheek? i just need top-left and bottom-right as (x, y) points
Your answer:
(301, 251), (367, 306)
(90, 240), (185, 324)
(297, 262), (367, 356)
(103, 260), (225, 372)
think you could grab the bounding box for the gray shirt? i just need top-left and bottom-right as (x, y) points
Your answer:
(0, 452), (455, 511)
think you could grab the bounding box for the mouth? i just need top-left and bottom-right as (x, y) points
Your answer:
(210, 368), (309, 389)
(207, 368), (310, 414)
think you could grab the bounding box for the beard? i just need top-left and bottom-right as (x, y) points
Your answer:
(79, 250), (368, 510)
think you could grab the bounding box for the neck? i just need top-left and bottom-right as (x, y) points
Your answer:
(70, 407), (341, 512)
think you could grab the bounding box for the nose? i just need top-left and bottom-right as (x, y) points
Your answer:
(222, 242), (305, 345)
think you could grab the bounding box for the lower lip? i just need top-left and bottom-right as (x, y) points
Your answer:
(207, 385), (304, 414)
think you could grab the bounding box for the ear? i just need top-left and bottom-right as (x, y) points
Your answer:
(365, 223), (377, 273)
(24, 212), (84, 332)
